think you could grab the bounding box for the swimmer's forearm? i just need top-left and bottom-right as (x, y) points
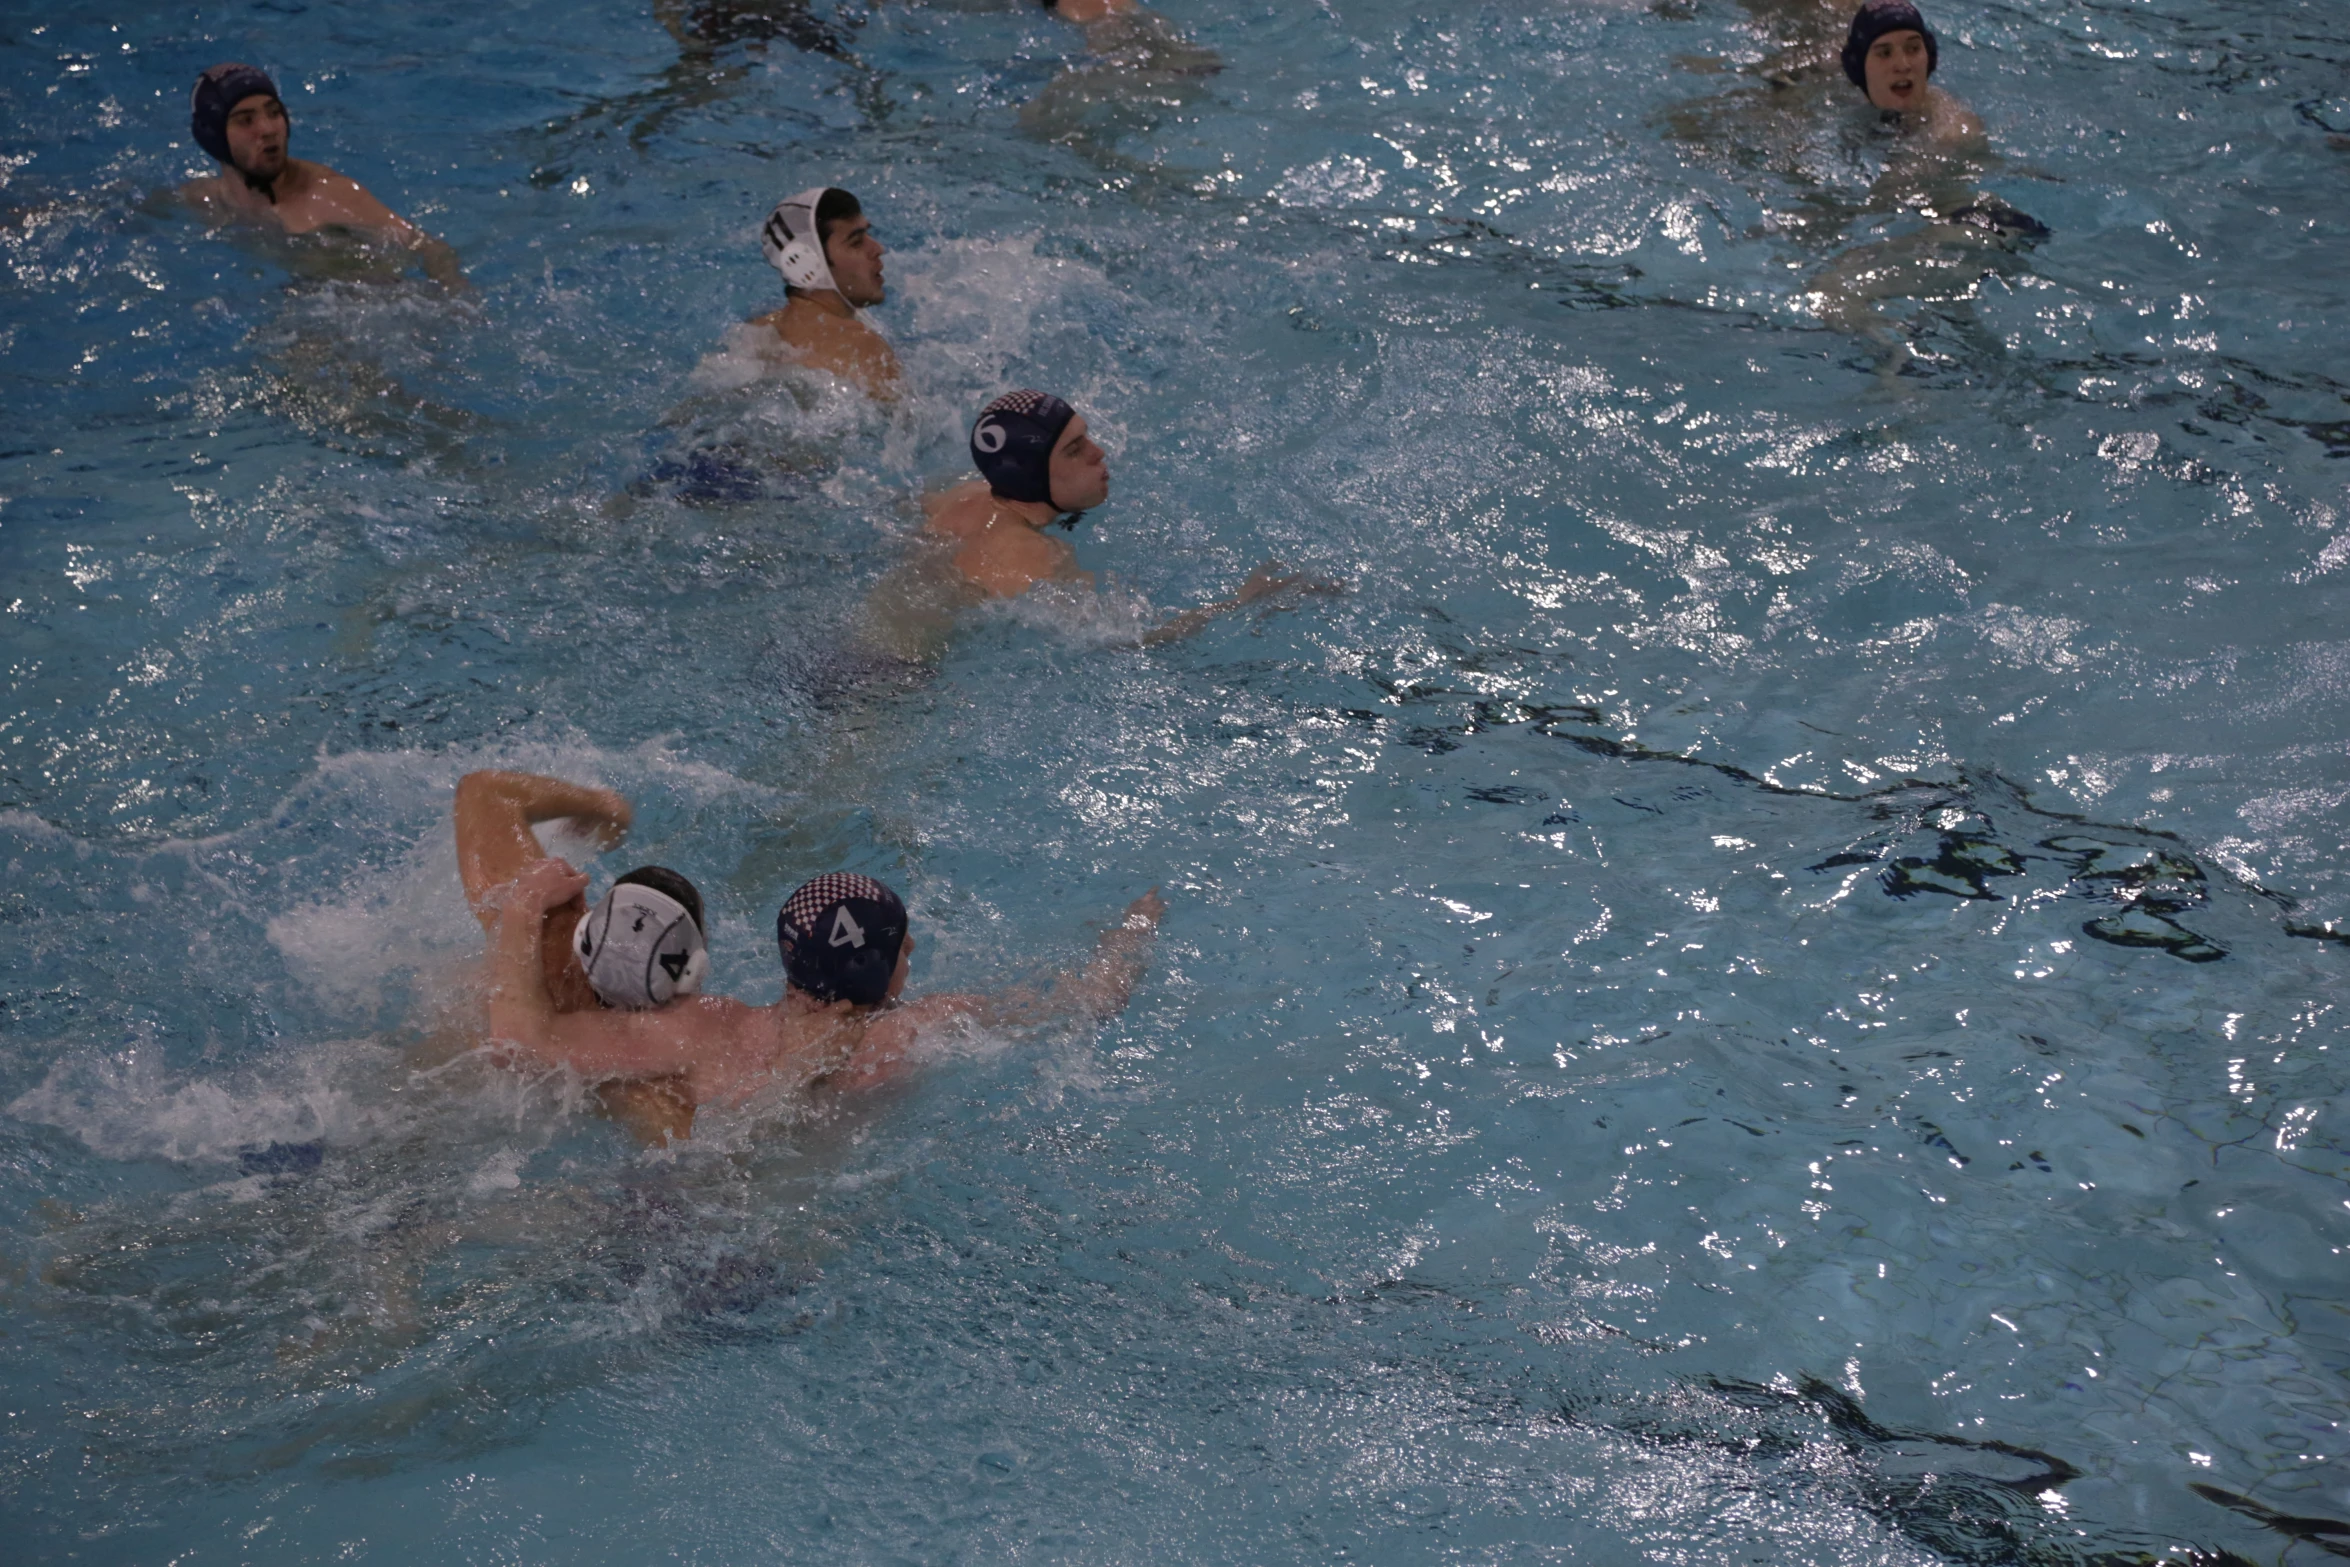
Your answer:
(457, 772), (630, 837)
(1042, 904), (1161, 1020)
(1138, 566), (1340, 647)
(486, 902), (557, 1050)
(456, 772), (629, 916)
(1136, 602), (1227, 647)
(947, 929), (1151, 1031)
(413, 235), (469, 291)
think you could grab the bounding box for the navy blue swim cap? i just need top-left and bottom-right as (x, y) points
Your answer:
(190, 63), (281, 165)
(777, 872), (908, 1006)
(970, 389), (1076, 506)
(1842, 0), (1937, 90)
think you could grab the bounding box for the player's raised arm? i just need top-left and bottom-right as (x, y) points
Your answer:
(454, 771), (632, 926)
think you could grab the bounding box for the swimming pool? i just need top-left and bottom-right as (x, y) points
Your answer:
(4, 0), (2348, 1559)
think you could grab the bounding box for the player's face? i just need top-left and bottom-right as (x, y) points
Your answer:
(1863, 30), (1930, 112)
(1046, 415), (1111, 514)
(224, 93), (289, 180)
(824, 214), (886, 308)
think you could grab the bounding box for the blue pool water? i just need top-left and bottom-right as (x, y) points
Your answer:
(4, 0), (2349, 1560)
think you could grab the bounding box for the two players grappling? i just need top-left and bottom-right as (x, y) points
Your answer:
(458, 770), (1164, 1144)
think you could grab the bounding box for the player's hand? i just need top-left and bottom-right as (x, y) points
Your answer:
(498, 857), (588, 916)
(1122, 887), (1167, 929)
(582, 789), (632, 848)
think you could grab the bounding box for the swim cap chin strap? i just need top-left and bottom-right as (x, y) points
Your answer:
(971, 388), (1077, 508)
(762, 187), (843, 297)
(573, 882), (710, 1011)
(1842, 0), (1938, 90)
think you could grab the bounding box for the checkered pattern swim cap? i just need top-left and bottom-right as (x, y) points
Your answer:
(776, 873), (908, 1005)
(969, 388), (1076, 506)
(986, 389), (1058, 419)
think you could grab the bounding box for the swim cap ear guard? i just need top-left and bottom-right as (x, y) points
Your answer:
(1842, 0), (1938, 90)
(573, 881), (710, 1011)
(189, 62), (282, 167)
(777, 872), (908, 1007)
(761, 186), (842, 295)
(970, 388), (1077, 508)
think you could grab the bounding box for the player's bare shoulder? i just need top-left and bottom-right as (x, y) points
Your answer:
(956, 520), (1079, 598)
(277, 161), (408, 236)
(178, 172), (240, 223)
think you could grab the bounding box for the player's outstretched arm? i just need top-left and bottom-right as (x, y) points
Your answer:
(310, 169), (470, 289)
(952, 887), (1166, 1029)
(816, 890), (1167, 1097)
(1036, 887), (1167, 1021)
(1138, 562), (1345, 647)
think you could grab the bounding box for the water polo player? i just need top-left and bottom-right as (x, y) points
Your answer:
(915, 389), (1337, 642)
(178, 62), (466, 287)
(746, 185), (899, 396)
(455, 771), (710, 1142)
(1842, 1), (1982, 143)
(486, 859), (1166, 1118)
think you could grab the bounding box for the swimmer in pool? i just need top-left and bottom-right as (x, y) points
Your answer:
(1036, 0), (1220, 73)
(1021, 0), (1221, 152)
(745, 186), (899, 397)
(1804, 3), (2046, 371)
(645, 186), (891, 504)
(911, 389), (1337, 643)
(487, 859), (1166, 1115)
(1841, 0), (1980, 146)
(727, 389), (1339, 882)
(178, 63), (466, 289)
(454, 770), (712, 1143)
(657, 0), (853, 62)
(1664, 0), (1995, 252)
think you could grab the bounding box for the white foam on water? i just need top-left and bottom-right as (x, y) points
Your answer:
(894, 233), (1111, 385)
(256, 733), (775, 1020)
(0, 807), (79, 848)
(8, 1035), (408, 1167)
(684, 319), (803, 394)
(984, 575), (1162, 648)
(883, 235), (1135, 471)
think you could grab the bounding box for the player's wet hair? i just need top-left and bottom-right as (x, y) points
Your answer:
(776, 872), (908, 1007)
(613, 865), (706, 939)
(813, 188), (862, 247)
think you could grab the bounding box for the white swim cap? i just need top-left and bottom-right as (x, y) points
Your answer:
(572, 881), (709, 1011)
(761, 187), (841, 296)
